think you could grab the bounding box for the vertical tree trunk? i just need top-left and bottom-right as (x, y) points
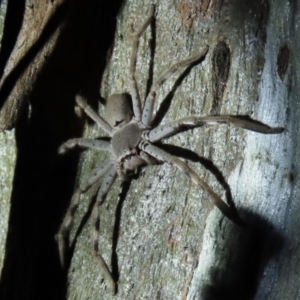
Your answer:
(0, 0), (299, 299)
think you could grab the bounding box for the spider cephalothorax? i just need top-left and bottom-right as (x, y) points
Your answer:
(57, 5), (283, 292)
(103, 94), (144, 175)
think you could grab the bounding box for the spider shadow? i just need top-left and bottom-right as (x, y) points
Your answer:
(201, 209), (285, 299)
(137, 7), (206, 129)
(145, 7), (156, 98)
(151, 52), (207, 129)
(68, 174), (136, 293)
(110, 178), (134, 289)
(158, 143), (242, 223)
(67, 184), (100, 270)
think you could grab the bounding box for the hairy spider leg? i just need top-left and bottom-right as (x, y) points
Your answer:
(57, 160), (114, 267)
(129, 4), (155, 121)
(75, 95), (113, 136)
(139, 141), (241, 223)
(91, 166), (118, 294)
(144, 115), (284, 142)
(58, 138), (111, 154)
(142, 46), (209, 126)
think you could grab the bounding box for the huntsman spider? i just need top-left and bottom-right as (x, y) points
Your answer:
(57, 5), (284, 292)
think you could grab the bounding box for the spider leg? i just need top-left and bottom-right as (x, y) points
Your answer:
(144, 115), (284, 142)
(57, 160), (114, 268)
(129, 4), (155, 121)
(142, 46), (209, 126)
(75, 95), (112, 136)
(139, 141), (241, 223)
(58, 138), (111, 154)
(91, 166), (118, 293)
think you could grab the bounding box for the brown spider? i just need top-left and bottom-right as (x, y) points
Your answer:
(57, 5), (283, 292)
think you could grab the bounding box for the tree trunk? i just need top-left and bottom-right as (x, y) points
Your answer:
(0, 0), (298, 299)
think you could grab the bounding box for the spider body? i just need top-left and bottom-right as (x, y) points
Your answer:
(57, 5), (284, 292)
(106, 93), (150, 175)
(112, 120), (147, 177)
(111, 121), (142, 163)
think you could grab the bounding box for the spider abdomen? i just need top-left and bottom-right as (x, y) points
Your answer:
(111, 121), (142, 161)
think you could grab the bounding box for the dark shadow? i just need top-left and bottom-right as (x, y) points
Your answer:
(0, 1), (68, 110)
(111, 179), (134, 293)
(66, 171), (137, 295)
(145, 9), (156, 98)
(0, 0), (125, 299)
(68, 187), (99, 270)
(0, 0), (25, 91)
(201, 209), (285, 300)
(151, 53), (207, 128)
(158, 143), (244, 225)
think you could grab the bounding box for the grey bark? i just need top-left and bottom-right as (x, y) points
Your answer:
(0, 0), (14, 275)
(0, 0), (299, 300)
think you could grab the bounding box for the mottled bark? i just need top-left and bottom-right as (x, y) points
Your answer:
(0, 0), (299, 300)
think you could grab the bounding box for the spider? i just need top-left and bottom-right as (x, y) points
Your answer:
(57, 5), (283, 292)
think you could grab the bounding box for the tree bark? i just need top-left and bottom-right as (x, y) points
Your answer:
(0, 0), (299, 300)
